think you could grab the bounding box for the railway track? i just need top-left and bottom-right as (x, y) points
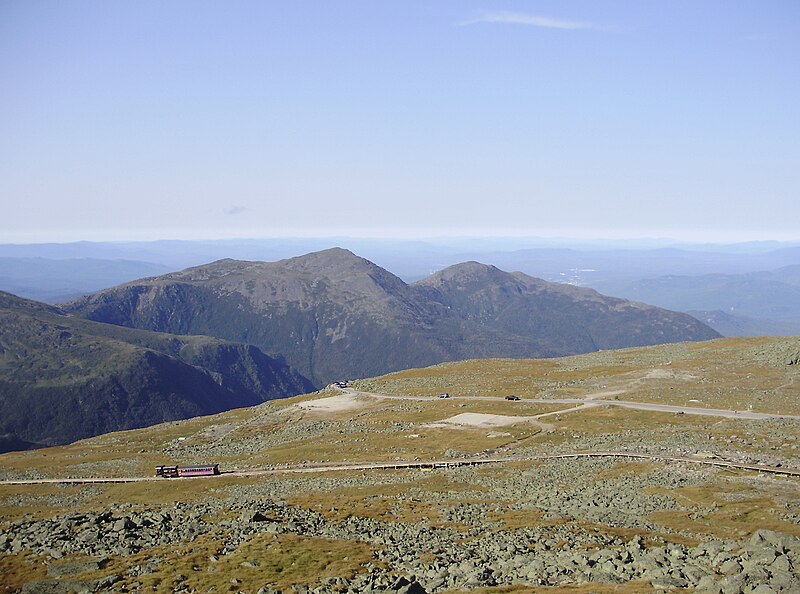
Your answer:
(2, 451), (798, 486)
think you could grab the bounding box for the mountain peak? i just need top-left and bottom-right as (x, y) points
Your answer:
(280, 248), (410, 295)
(418, 261), (511, 287)
(162, 258), (261, 282)
(443, 261), (501, 275)
(281, 247), (367, 271)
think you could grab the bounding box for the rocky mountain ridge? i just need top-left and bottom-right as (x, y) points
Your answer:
(64, 248), (721, 386)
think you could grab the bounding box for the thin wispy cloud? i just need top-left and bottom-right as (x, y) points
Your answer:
(459, 10), (596, 31)
(224, 205), (248, 215)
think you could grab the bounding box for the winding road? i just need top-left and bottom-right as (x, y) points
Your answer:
(2, 381), (798, 487)
(344, 387), (800, 421)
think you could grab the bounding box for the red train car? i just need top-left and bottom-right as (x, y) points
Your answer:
(178, 464), (220, 477)
(155, 464), (219, 478)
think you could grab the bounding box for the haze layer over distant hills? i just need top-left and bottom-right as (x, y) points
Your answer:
(3, 238), (800, 336)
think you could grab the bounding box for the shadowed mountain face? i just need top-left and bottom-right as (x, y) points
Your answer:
(63, 249), (721, 387)
(416, 262), (719, 355)
(0, 292), (313, 451)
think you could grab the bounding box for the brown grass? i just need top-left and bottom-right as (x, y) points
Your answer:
(646, 483), (800, 539)
(357, 337), (800, 416)
(553, 405), (711, 435)
(166, 533), (374, 592)
(488, 509), (545, 530)
(88, 475), (257, 508)
(246, 424), (539, 467)
(288, 471), (488, 526)
(0, 552), (48, 591)
(0, 533), (375, 593)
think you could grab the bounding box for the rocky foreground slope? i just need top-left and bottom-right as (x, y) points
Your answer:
(0, 291), (313, 450)
(1, 336), (798, 593)
(5, 473), (799, 593)
(64, 248), (720, 386)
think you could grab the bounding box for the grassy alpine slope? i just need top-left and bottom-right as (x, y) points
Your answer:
(1, 336), (799, 592)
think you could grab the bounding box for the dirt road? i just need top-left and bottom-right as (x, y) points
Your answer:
(344, 388), (800, 421)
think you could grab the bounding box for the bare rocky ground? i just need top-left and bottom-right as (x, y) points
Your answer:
(2, 460), (799, 593)
(1, 336), (799, 593)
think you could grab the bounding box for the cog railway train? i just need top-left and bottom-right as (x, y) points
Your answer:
(155, 464), (220, 478)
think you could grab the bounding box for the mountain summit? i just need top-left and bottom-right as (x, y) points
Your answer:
(416, 262), (708, 355)
(64, 249), (720, 386)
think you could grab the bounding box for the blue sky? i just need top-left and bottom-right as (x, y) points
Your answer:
(1, 1), (798, 242)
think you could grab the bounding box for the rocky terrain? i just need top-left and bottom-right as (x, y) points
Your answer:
(3, 469), (799, 593)
(1, 336), (798, 593)
(2, 458), (799, 593)
(62, 248), (720, 386)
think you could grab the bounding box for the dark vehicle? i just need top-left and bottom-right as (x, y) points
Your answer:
(438, 393), (450, 398)
(505, 395), (521, 401)
(155, 465), (179, 478)
(156, 464), (220, 478)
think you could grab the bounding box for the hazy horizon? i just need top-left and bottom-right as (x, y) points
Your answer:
(4, 229), (800, 248)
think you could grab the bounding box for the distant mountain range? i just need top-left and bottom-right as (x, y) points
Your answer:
(3, 240), (800, 339)
(64, 248), (720, 387)
(0, 257), (173, 303)
(592, 265), (800, 336)
(0, 291), (313, 452)
(687, 310), (800, 338)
